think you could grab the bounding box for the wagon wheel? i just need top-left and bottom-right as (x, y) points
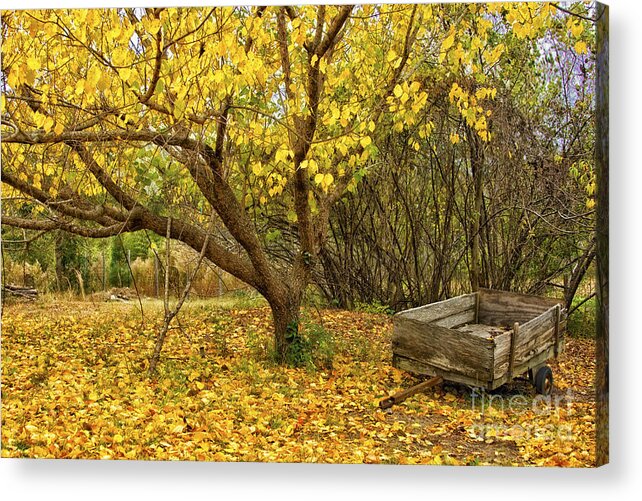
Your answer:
(534, 365), (553, 396)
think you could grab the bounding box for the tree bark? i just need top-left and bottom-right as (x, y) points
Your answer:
(595, 2), (609, 467)
(468, 127), (484, 292)
(270, 291), (303, 364)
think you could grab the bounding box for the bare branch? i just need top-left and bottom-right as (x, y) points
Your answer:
(1, 214), (140, 238)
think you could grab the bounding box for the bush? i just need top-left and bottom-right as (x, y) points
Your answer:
(353, 300), (395, 315)
(272, 322), (336, 371)
(566, 296), (596, 338)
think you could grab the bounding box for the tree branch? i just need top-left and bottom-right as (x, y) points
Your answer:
(1, 215), (141, 238)
(1, 169), (127, 224)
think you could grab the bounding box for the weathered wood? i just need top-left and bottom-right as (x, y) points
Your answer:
(393, 290), (567, 392)
(494, 325), (564, 380)
(478, 288), (563, 327)
(493, 330), (512, 380)
(508, 322), (518, 380)
(554, 304), (561, 358)
(433, 309), (476, 328)
(396, 293), (476, 324)
(489, 345), (557, 390)
(393, 355), (491, 388)
(519, 305), (557, 339)
(474, 292), (480, 323)
(456, 323), (508, 338)
(392, 315), (494, 381)
(379, 376), (443, 410)
(515, 326), (555, 366)
(3, 285), (38, 300)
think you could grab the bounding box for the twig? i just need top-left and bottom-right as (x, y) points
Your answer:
(148, 211), (215, 376)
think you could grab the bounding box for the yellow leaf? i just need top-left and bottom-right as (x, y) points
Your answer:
(119, 68), (132, 82)
(570, 22), (584, 38)
(172, 424), (185, 434)
(43, 116), (54, 133)
(574, 41), (587, 54)
(360, 136), (372, 148)
(147, 18), (162, 34)
(441, 30), (455, 55)
(113, 434), (124, 443)
(393, 84), (403, 99)
(27, 55), (39, 71)
(33, 112), (46, 128)
(450, 133), (460, 144)
(75, 79), (85, 96)
(314, 173), (324, 185)
(54, 122), (65, 135)
(193, 431), (208, 443)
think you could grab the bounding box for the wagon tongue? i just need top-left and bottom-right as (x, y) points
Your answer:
(379, 376), (443, 410)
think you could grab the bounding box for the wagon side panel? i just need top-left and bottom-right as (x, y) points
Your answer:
(491, 305), (567, 386)
(516, 306), (559, 365)
(397, 293), (477, 326)
(392, 315), (494, 383)
(478, 288), (563, 327)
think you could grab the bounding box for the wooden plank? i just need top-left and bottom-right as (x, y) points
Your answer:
(512, 305), (557, 362)
(508, 322), (518, 379)
(396, 293), (477, 324)
(554, 304), (561, 357)
(433, 309), (476, 328)
(456, 323), (508, 338)
(393, 355), (492, 388)
(478, 288), (564, 327)
(474, 292), (480, 323)
(519, 305), (558, 339)
(489, 345), (557, 390)
(515, 326), (555, 366)
(392, 316), (494, 380)
(494, 324), (565, 380)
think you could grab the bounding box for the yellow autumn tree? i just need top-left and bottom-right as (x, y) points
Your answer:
(0, 3), (587, 362)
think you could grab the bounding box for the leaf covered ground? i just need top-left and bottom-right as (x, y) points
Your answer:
(1, 299), (596, 465)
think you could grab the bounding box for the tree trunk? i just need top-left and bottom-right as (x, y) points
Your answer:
(595, 2), (609, 467)
(468, 127), (484, 292)
(270, 294), (303, 364)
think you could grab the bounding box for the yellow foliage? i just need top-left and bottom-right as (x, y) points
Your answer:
(1, 301), (597, 465)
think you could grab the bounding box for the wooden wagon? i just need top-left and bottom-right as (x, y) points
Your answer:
(382, 289), (566, 408)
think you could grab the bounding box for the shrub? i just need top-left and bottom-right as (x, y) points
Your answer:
(270, 322), (336, 371)
(353, 300), (395, 315)
(566, 296), (596, 338)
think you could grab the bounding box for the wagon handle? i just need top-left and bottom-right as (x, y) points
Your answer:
(379, 376), (443, 410)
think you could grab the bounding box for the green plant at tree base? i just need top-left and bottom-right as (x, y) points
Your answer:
(272, 321), (335, 371)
